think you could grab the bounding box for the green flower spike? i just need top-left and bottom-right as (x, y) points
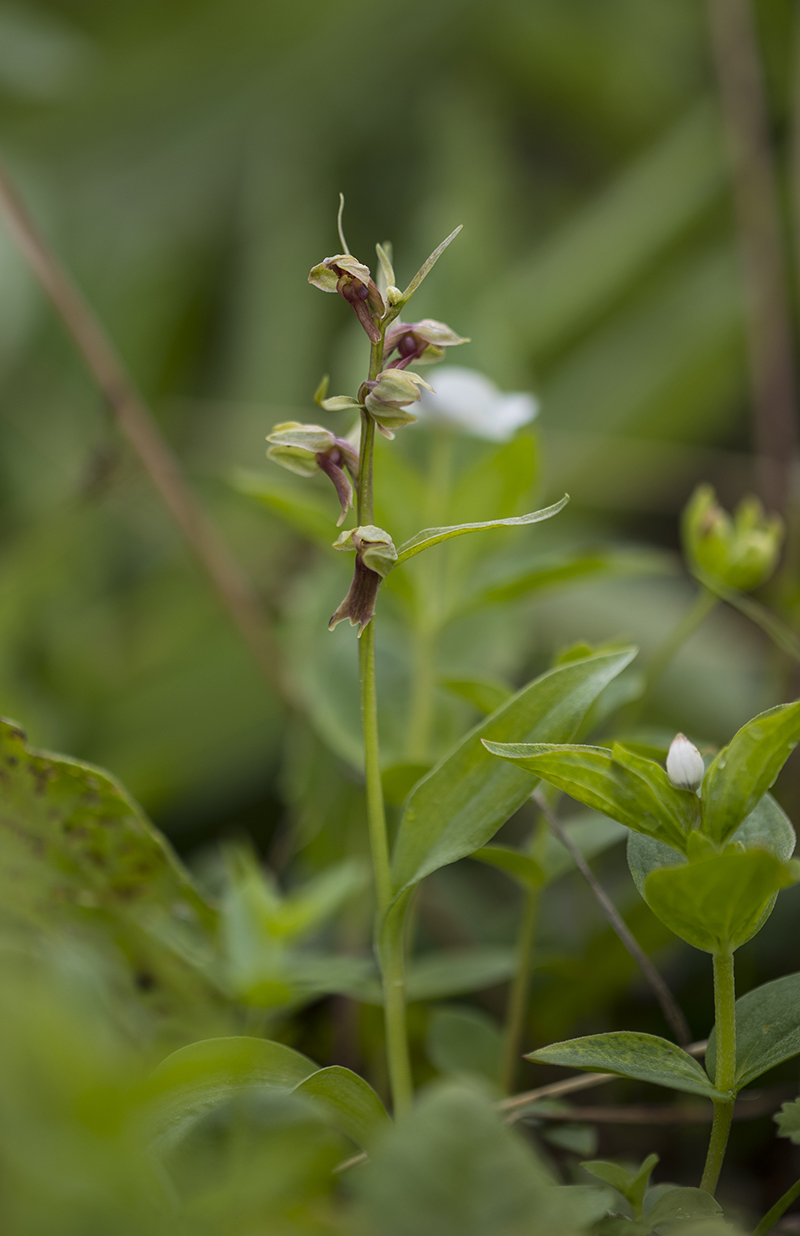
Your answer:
(329, 525), (398, 635)
(359, 369), (434, 439)
(682, 484), (784, 592)
(267, 421), (359, 525)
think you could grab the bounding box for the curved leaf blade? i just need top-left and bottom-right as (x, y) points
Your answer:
(394, 496), (569, 565)
(527, 1032), (725, 1099)
(145, 1036), (317, 1152)
(702, 700), (800, 844)
(643, 849), (797, 954)
(391, 649), (636, 895)
(483, 742), (693, 850)
(294, 1065), (390, 1150)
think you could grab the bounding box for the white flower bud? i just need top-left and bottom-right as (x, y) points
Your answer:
(666, 733), (705, 792)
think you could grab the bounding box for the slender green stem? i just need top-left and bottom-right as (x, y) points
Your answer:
(501, 882), (540, 1094)
(753, 1177), (800, 1236)
(701, 951), (736, 1194)
(359, 622), (392, 915)
(644, 586), (718, 699)
(356, 327), (413, 1114)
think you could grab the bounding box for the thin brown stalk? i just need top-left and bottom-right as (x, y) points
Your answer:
(516, 1091), (782, 1126)
(0, 155), (291, 704)
(533, 791), (691, 1048)
(706, 0), (798, 514)
(497, 1040), (707, 1120)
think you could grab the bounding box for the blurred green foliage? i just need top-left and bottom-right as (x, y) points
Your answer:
(1, 0), (800, 1229)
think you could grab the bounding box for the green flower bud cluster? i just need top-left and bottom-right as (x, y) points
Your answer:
(682, 483), (783, 593)
(329, 525), (397, 635)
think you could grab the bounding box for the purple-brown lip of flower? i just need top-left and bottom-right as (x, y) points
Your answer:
(332, 267), (383, 345)
(316, 444), (358, 526)
(384, 325), (428, 369)
(328, 554), (381, 635)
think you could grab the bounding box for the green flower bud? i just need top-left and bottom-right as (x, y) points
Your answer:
(266, 422), (359, 526)
(682, 484), (784, 592)
(329, 526), (397, 635)
(361, 369), (434, 439)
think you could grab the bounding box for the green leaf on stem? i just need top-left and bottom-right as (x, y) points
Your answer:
(443, 677), (513, 716)
(527, 1032), (726, 1099)
(146, 1037), (388, 1153)
(471, 845), (547, 889)
(582, 1153), (658, 1219)
(706, 972), (800, 1089)
(394, 496), (569, 565)
(294, 1065), (391, 1148)
(701, 700), (800, 845)
(482, 742), (694, 851)
(644, 1186), (722, 1227)
(643, 848), (797, 953)
(397, 225), (463, 307)
(391, 648), (636, 895)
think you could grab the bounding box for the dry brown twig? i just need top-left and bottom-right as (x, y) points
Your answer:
(0, 155), (292, 706)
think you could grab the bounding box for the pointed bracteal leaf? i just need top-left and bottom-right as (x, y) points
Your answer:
(394, 497), (569, 565)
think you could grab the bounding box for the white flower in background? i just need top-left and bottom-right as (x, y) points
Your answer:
(666, 733), (705, 792)
(414, 365), (539, 442)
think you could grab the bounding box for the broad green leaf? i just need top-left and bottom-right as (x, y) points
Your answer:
(353, 1081), (557, 1236)
(483, 742), (692, 851)
(701, 701), (800, 844)
(393, 496), (569, 565)
(145, 1036), (317, 1152)
(0, 718), (220, 1021)
(391, 649), (636, 895)
(582, 1153), (658, 1218)
(527, 1032), (726, 1099)
(627, 792), (796, 899)
(471, 845), (546, 889)
(381, 762), (432, 806)
(294, 1065), (390, 1149)
(644, 1186), (722, 1228)
(230, 470), (336, 545)
(706, 972), (800, 1089)
(643, 849), (797, 953)
(775, 1097), (800, 1143)
(146, 1038), (388, 1154)
(465, 547), (671, 611)
(443, 677), (513, 716)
